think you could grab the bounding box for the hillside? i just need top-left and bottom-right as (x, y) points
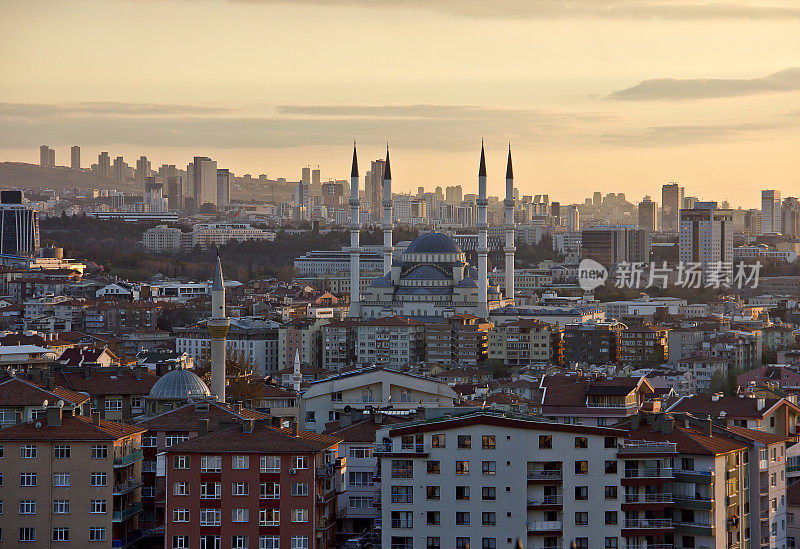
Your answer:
(0, 162), (140, 193)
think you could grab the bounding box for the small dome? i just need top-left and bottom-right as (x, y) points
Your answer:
(369, 273), (394, 287)
(148, 368), (211, 400)
(405, 265), (448, 280)
(456, 277), (478, 288)
(404, 232), (462, 254)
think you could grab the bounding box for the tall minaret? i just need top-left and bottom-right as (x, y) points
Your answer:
(292, 349), (301, 394)
(208, 255), (230, 402)
(382, 147), (393, 275)
(503, 145), (515, 301)
(477, 141), (489, 318)
(348, 142), (361, 318)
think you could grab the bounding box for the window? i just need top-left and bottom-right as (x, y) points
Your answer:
(105, 398), (122, 411)
(165, 435), (188, 447)
(605, 486), (618, 500)
(392, 486), (413, 503)
(392, 460), (413, 478)
(174, 482), (190, 496)
(201, 482), (221, 499)
(292, 456), (309, 469)
(575, 539), (588, 549)
(392, 511), (414, 528)
(427, 511), (441, 525)
(54, 445), (71, 459)
(575, 437), (588, 448)
(260, 509), (280, 526)
(456, 461), (470, 475)
(539, 435), (552, 449)
(604, 437), (617, 449)
(90, 472), (107, 486)
(681, 457), (695, 471)
(426, 486), (440, 500)
(173, 455), (190, 469)
(172, 536), (190, 549)
(52, 527), (70, 542)
(291, 536), (309, 549)
(232, 455), (250, 469)
(53, 473), (69, 487)
(130, 397), (143, 409)
(20, 445), (37, 459)
(482, 435), (496, 449)
(232, 482), (250, 496)
(173, 509), (190, 522)
(201, 509), (222, 526)
(91, 445), (108, 459)
(52, 500), (70, 514)
(456, 511), (470, 526)
(201, 455), (222, 472)
(575, 512), (588, 526)
(349, 497), (372, 508)
(142, 436), (157, 448)
(456, 486), (470, 500)
(456, 537), (470, 549)
(291, 508), (308, 522)
(682, 537), (695, 549)
(201, 535), (222, 549)
(19, 500), (37, 514)
(232, 508), (250, 523)
(575, 461), (588, 474)
(90, 500), (106, 514)
(482, 512), (497, 526)
(20, 472), (37, 486)
(458, 435), (471, 449)
(261, 455), (280, 472)
(605, 538), (618, 549)
(428, 538), (441, 549)
(432, 434), (446, 448)
(349, 446), (372, 458)
(260, 536), (280, 549)
(427, 460), (440, 474)
(89, 527), (106, 542)
(575, 486), (588, 500)
(19, 527), (36, 542)
(232, 537), (249, 549)
(481, 461), (496, 475)
(482, 486), (496, 500)
(482, 539), (496, 549)
(291, 482), (308, 496)
(605, 460), (618, 474)
(605, 511), (618, 525)
(349, 471), (372, 486)
(261, 482), (280, 499)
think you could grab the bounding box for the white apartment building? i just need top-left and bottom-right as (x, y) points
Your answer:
(300, 367), (457, 432)
(142, 223), (276, 254)
(679, 202), (734, 283)
(762, 190), (782, 235)
(356, 316), (426, 368)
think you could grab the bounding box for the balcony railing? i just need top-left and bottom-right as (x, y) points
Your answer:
(624, 467), (673, 478)
(624, 545), (673, 549)
(620, 440), (677, 452)
(526, 520), (563, 531)
(114, 449), (144, 468)
(673, 493), (713, 502)
(674, 467), (714, 476)
(528, 544), (563, 549)
(528, 495), (563, 506)
(625, 492), (673, 503)
(112, 501), (143, 522)
(113, 480), (143, 495)
(527, 470), (563, 480)
(624, 518), (673, 528)
(374, 443), (430, 454)
(674, 520), (713, 529)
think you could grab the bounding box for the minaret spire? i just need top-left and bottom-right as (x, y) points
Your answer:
(476, 141), (489, 318)
(348, 142), (362, 317)
(382, 145), (394, 275)
(503, 144), (516, 301)
(208, 255), (230, 402)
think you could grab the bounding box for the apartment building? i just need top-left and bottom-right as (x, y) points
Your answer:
(0, 376), (90, 428)
(488, 318), (563, 366)
(0, 408), (145, 547)
(300, 367), (457, 433)
(376, 410), (789, 549)
(620, 324), (670, 367)
(164, 422), (343, 549)
(672, 354), (728, 393)
(425, 314), (492, 366)
(357, 316), (425, 369)
(279, 318), (329, 370)
(321, 319), (359, 371)
(562, 321), (625, 365)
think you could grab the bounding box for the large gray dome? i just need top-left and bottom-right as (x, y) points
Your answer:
(404, 232), (462, 254)
(148, 368), (211, 400)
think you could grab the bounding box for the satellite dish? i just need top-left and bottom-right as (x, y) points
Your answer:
(42, 399), (49, 408)
(35, 422), (42, 429)
(57, 400), (64, 408)
(344, 405), (352, 413)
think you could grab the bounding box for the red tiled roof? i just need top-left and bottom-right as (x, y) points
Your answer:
(623, 421), (747, 455)
(54, 369), (158, 396)
(57, 347), (117, 367)
(670, 395), (794, 419)
(167, 424), (340, 453)
(139, 401), (270, 431)
(323, 415), (414, 442)
(0, 377), (90, 407)
(0, 415), (145, 441)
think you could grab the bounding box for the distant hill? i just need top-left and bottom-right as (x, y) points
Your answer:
(0, 162), (140, 193)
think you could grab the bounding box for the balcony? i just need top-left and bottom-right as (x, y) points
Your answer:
(673, 493), (714, 509)
(623, 518), (673, 529)
(619, 440), (677, 455)
(527, 495), (563, 507)
(113, 501), (143, 522)
(374, 443), (431, 455)
(624, 492), (674, 503)
(526, 520), (563, 532)
(141, 487), (156, 498)
(113, 480), (144, 495)
(527, 544), (563, 549)
(623, 467), (674, 478)
(625, 545), (673, 549)
(114, 449), (144, 468)
(674, 521), (715, 536)
(112, 530), (143, 548)
(527, 470), (563, 481)
(674, 468), (714, 483)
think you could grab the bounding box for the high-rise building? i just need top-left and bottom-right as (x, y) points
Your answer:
(216, 169), (231, 209)
(311, 167), (321, 187)
(679, 202), (733, 282)
(39, 145), (55, 167)
(592, 191), (602, 207)
(445, 185), (463, 204)
(550, 201), (560, 222)
(166, 176), (184, 211)
(70, 145), (80, 169)
(683, 196), (697, 210)
(301, 166), (311, 186)
(98, 152), (111, 177)
(661, 182), (684, 232)
(0, 190), (40, 257)
(295, 180), (309, 219)
(581, 226), (650, 266)
(321, 181), (344, 207)
(190, 156), (218, 209)
(565, 205), (580, 232)
(638, 196), (657, 232)
(134, 156), (151, 188)
(366, 159), (385, 219)
(782, 197), (800, 238)
(762, 189), (782, 234)
(113, 156), (128, 183)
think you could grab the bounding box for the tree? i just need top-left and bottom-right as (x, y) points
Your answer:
(709, 366), (742, 396)
(194, 349), (266, 404)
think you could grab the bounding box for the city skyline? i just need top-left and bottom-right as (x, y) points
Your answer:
(2, 0), (800, 206)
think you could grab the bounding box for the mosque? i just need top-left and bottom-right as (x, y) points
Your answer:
(349, 143), (516, 320)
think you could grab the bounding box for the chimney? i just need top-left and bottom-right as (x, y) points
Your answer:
(289, 418), (299, 437)
(92, 411), (101, 426)
(662, 419), (673, 435)
(198, 419), (210, 437)
(234, 402), (242, 414)
(702, 418), (712, 437)
(242, 419), (254, 433)
(134, 367), (141, 380)
(631, 414), (640, 431)
(46, 406), (62, 427)
(711, 393), (720, 402)
(44, 375), (54, 391)
(84, 364), (92, 380)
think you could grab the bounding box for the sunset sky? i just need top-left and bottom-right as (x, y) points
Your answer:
(1, 0), (799, 206)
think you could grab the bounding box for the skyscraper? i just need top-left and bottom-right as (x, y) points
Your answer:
(366, 159), (385, 219)
(98, 152), (111, 177)
(445, 185), (463, 204)
(216, 169), (231, 210)
(661, 182), (684, 232)
(190, 156), (218, 209)
(592, 191), (602, 207)
(566, 205), (580, 231)
(638, 196), (657, 232)
(762, 189), (782, 234)
(581, 226), (650, 266)
(135, 155), (151, 188)
(113, 156), (128, 183)
(679, 202), (733, 282)
(166, 176), (184, 211)
(0, 190), (40, 257)
(70, 145), (80, 169)
(782, 197), (800, 238)
(39, 145), (55, 167)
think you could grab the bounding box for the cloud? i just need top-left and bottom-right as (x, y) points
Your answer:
(233, 0), (800, 20)
(600, 122), (781, 146)
(0, 102), (231, 118)
(608, 68), (800, 100)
